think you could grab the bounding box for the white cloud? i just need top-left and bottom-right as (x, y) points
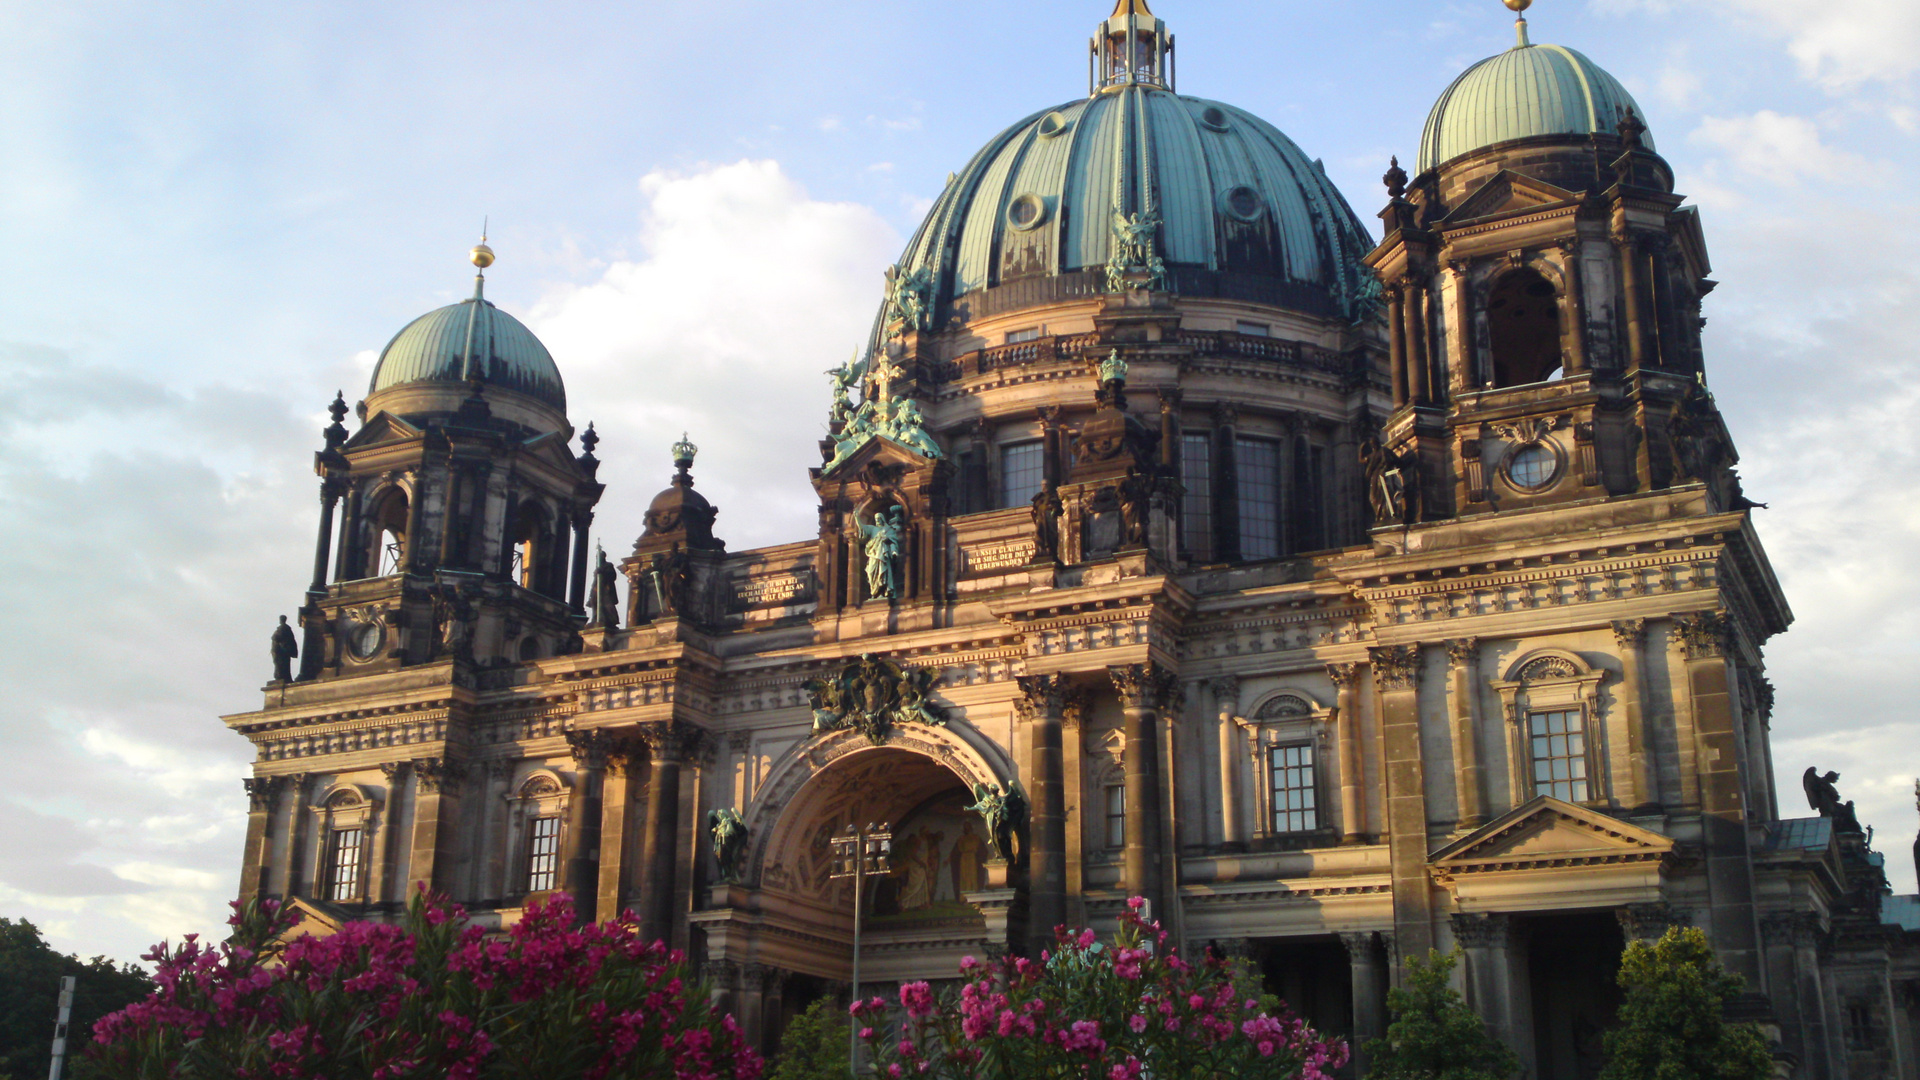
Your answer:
(1594, 0), (1920, 89)
(526, 160), (903, 553)
(1689, 110), (1879, 184)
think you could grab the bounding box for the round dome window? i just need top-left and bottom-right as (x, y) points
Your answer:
(1224, 186), (1265, 221)
(1007, 194), (1049, 231)
(1199, 106), (1230, 131)
(1037, 111), (1071, 138)
(1505, 442), (1560, 491)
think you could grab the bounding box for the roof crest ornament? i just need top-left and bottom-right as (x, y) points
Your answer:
(460, 226), (493, 386)
(1504, 0), (1533, 48)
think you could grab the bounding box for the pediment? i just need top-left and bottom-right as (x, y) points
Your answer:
(815, 432), (936, 482)
(1441, 171), (1581, 225)
(1430, 796), (1673, 873)
(343, 411), (422, 450)
(271, 895), (349, 943)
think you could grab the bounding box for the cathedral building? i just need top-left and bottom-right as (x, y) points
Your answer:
(224, 2), (1920, 1076)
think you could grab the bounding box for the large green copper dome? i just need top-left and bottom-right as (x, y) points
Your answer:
(877, 83), (1377, 334)
(369, 294), (566, 412)
(1419, 30), (1651, 173)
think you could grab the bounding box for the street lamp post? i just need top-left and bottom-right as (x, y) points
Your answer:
(829, 821), (892, 1078)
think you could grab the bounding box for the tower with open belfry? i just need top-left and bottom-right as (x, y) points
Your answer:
(224, 3), (1920, 1076)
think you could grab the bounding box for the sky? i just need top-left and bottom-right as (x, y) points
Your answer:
(0, 0), (1915, 967)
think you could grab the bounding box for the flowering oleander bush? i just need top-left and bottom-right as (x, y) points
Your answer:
(80, 890), (761, 1080)
(851, 897), (1346, 1080)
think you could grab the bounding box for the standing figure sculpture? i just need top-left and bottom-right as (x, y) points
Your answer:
(965, 782), (1027, 862)
(708, 807), (750, 883)
(861, 505), (905, 601)
(590, 543), (621, 629)
(270, 615), (299, 683)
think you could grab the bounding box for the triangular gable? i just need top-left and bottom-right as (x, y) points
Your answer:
(1430, 796), (1673, 875)
(272, 895), (349, 945)
(342, 411), (423, 450)
(1441, 171), (1581, 226)
(817, 432), (937, 480)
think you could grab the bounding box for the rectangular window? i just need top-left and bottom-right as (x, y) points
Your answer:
(527, 816), (562, 893)
(1528, 709), (1590, 802)
(327, 827), (363, 902)
(1235, 321), (1270, 338)
(1236, 437), (1282, 561)
(1104, 784), (1126, 849)
(1181, 433), (1213, 562)
(1000, 441), (1045, 510)
(1269, 745), (1318, 833)
(1005, 326), (1040, 344)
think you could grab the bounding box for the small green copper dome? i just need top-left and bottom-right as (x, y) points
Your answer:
(368, 296), (566, 412)
(1418, 36), (1651, 173)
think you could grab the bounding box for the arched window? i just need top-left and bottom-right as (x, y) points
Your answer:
(367, 489), (409, 577)
(1487, 270), (1564, 387)
(511, 502), (549, 594)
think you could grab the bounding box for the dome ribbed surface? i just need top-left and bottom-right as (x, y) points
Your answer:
(878, 86), (1376, 335)
(369, 298), (566, 411)
(1419, 42), (1650, 173)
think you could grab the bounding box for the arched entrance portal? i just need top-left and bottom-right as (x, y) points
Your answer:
(694, 734), (1018, 1056)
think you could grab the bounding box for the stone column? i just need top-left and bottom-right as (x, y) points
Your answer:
(1387, 285), (1408, 408)
(239, 777), (277, 905)
(1372, 645), (1434, 962)
(1157, 388), (1183, 475)
(1109, 663), (1175, 917)
(1445, 639), (1485, 828)
(1211, 676), (1244, 847)
(738, 963), (772, 1060)
(1061, 690), (1090, 927)
(564, 731), (611, 922)
(1405, 282), (1431, 406)
(597, 747), (637, 922)
(401, 470), (427, 571)
(309, 480), (341, 594)
(1327, 663), (1364, 842)
(332, 483), (362, 583)
(1673, 610), (1765, 987)
(567, 511), (593, 614)
(372, 762), (407, 907)
(270, 773), (309, 898)
(1339, 931), (1387, 1076)
(1210, 402), (1241, 563)
(1611, 619), (1658, 811)
(407, 758), (464, 896)
(1557, 240), (1589, 375)
(1017, 674), (1070, 954)
(639, 721), (700, 945)
(1451, 913), (1520, 1056)
(1445, 261), (1474, 393)
(1616, 234), (1650, 372)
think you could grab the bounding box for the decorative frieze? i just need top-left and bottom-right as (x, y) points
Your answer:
(257, 716), (451, 762)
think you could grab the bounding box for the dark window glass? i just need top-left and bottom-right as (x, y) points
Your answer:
(1269, 744), (1318, 833)
(1000, 442), (1045, 510)
(527, 816), (562, 893)
(1528, 709), (1589, 802)
(1507, 443), (1557, 489)
(328, 827), (363, 902)
(1105, 784), (1126, 849)
(1236, 437), (1281, 560)
(1181, 434), (1212, 562)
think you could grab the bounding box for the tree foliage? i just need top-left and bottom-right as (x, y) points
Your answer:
(0, 918), (153, 1080)
(1364, 949), (1517, 1080)
(766, 998), (849, 1080)
(79, 891), (760, 1080)
(1597, 927), (1772, 1080)
(852, 897), (1346, 1080)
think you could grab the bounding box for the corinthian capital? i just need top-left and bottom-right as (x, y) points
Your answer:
(1369, 646), (1421, 693)
(1014, 673), (1070, 718)
(1108, 662), (1180, 712)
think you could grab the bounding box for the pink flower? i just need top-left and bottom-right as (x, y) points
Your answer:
(899, 981), (936, 1020)
(1076, 928), (1097, 948)
(1125, 896), (1146, 911)
(1127, 1013), (1148, 1033)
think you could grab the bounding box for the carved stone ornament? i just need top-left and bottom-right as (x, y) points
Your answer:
(411, 757), (467, 794)
(637, 721), (707, 765)
(1610, 618), (1648, 650)
(1370, 645), (1420, 692)
(805, 653), (948, 745)
(1325, 662), (1361, 690)
(565, 728), (621, 769)
(1673, 610), (1732, 661)
(1015, 673), (1070, 718)
(1615, 901), (1692, 942)
(1517, 656), (1579, 682)
(243, 775), (282, 811)
(1108, 662), (1180, 712)
(1449, 912), (1511, 948)
(1445, 638), (1480, 668)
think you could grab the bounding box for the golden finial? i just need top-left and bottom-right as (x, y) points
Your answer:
(1504, 0), (1532, 10)
(1505, 0), (1533, 46)
(471, 217), (495, 269)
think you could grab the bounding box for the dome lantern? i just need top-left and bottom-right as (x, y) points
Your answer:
(1091, 0), (1173, 94)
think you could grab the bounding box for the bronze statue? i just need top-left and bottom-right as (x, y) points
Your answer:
(1029, 483), (1064, 561)
(708, 807), (749, 883)
(965, 782), (1027, 862)
(270, 615), (298, 683)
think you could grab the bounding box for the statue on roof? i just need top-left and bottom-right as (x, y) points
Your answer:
(270, 615), (298, 683)
(1804, 767), (1862, 834)
(1106, 209), (1167, 292)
